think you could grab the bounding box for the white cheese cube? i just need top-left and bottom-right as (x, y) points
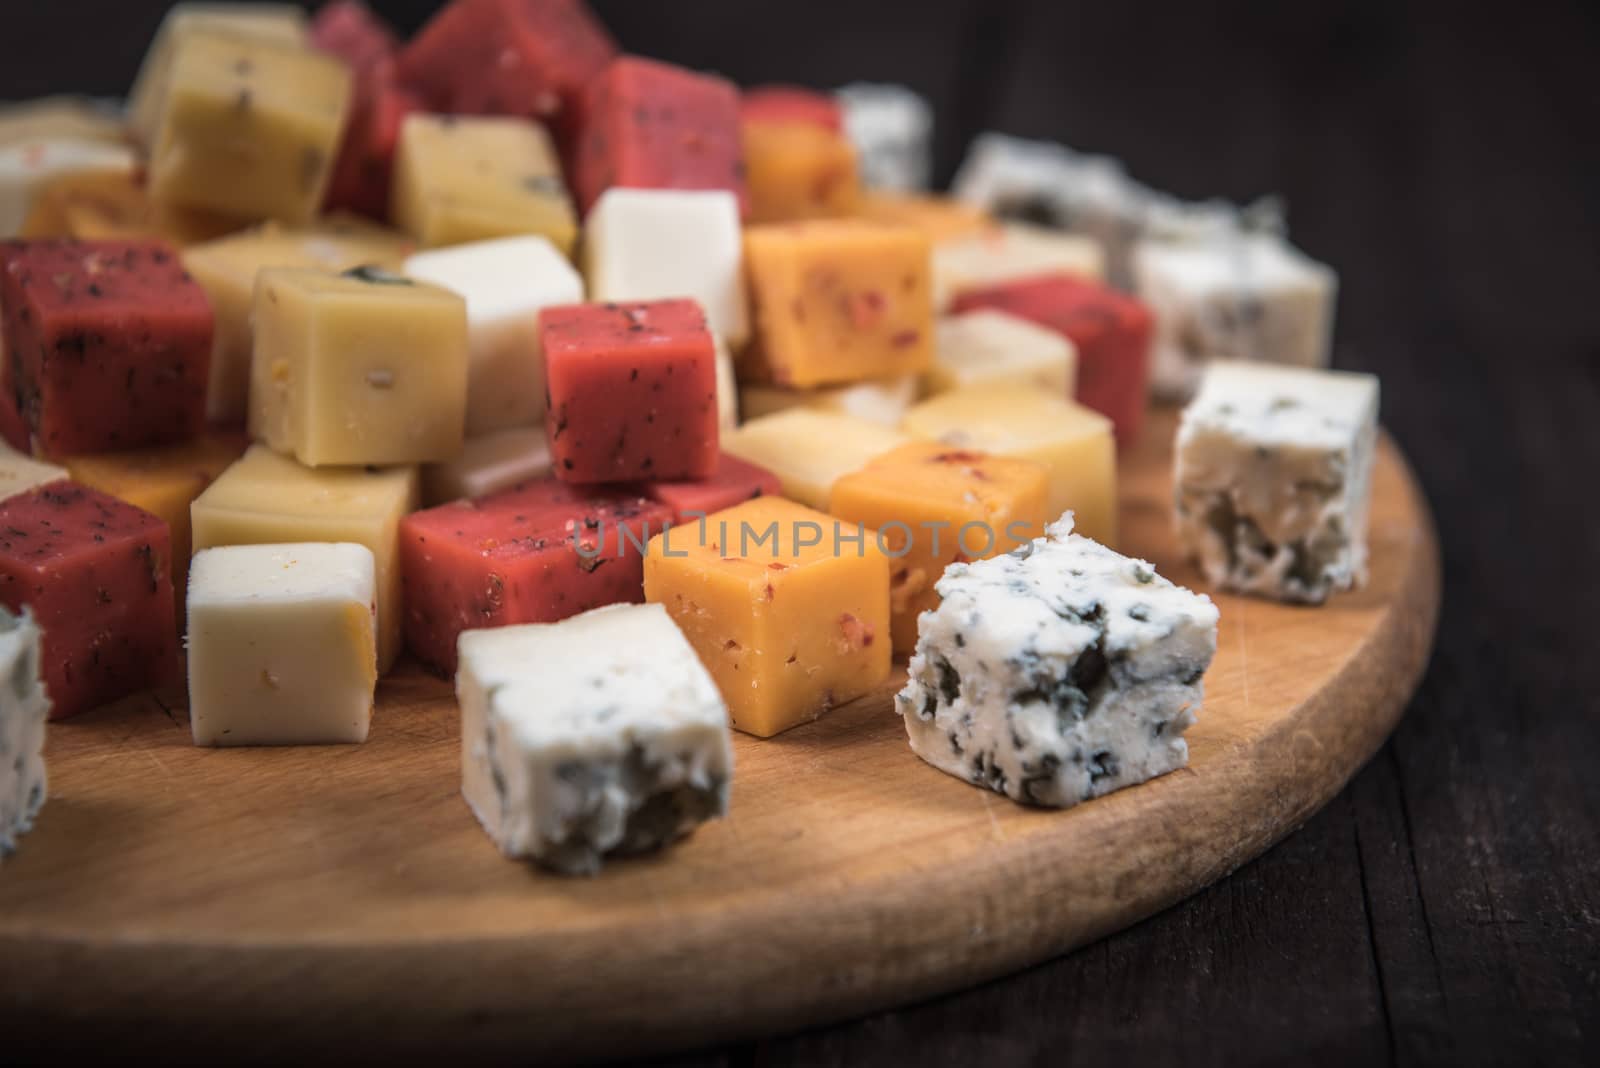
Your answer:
(583, 189), (748, 347)
(0, 607), (50, 861)
(422, 426), (552, 506)
(1135, 233), (1338, 400)
(187, 542), (378, 746)
(0, 446), (68, 502)
(930, 310), (1077, 397)
(0, 138), (137, 237)
(898, 517), (1218, 807)
(457, 603), (733, 875)
(0, 96), (126, 147)
(836, 83), (933, 192)
(1175, 361), (1379, 604)
(933, 223), (1105, 308)
(739, 374), (921, 428)
(403, 235), (583, 436)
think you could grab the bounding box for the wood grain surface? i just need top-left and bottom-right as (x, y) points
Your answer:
(0, 406), (1439, 1061)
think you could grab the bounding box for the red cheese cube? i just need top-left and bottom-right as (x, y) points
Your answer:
(400, 479), (672, 673)
(310, 0), (399, 74)
(951, 274), (1154, 447)
(324, 61), (423, 220)
(397, 0), (616, 135)
(0, 240), (211, 458)
(0, 483), (178, 719)
(573, 56), (747, 217)
(644, 453), (783, 523)
(741, 85), (842, 132)
(541, 299), (720, 484)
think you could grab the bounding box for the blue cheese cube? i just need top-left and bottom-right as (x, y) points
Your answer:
(0, 607), (49, 860)
(457, 603), (734, 875)
(898, 518), (1218, 807)
(1175, 361), (1380, 604)
(836, 83), (933, 191)
(1135, 233), (1338, 400)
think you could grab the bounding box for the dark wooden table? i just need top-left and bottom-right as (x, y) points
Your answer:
(5, 1), (1598, 1064)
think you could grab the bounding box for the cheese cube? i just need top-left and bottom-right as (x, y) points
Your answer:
(902, 387), (1118, 545)
(643, 453), (783, 524)
(0, 96), (126, 147)
(250, 267), (468, 467)
(457, 602), (732, 874)
(0, 484), (179, 720)
(1, 139), (138, 238)
(930, 310), (1077, 397)
(573, 57), (746, 217)
(0, 607), (49, 861)
(743, 120), (861, 225)
(0, 239), (212, 458)
(1175, 361), (1380, 604)
(583, 189), (748, 348)
(723, 409), (910, 510)
(831, 443), (1049, 651)
(404, 236), (582, 435)
(645, 496), (892, 738)
(191, 446), (418, 672)
(309, 0), (399, 73)
(742, 86), (843, 131)
(951, 273), (1154, 447)
(18, 170), (239, 247)
(541, 299), (719, 483)
(899, 517), (1218, 807)
(392, 114), (577, 254)
(743, 220), (934, 387)
(64, 431), (249, 625)
(1134, 233), (1338, 400)
(187, 543), (376, 746)
(0, 448), (67, 502)
(422, 427), (552, 507)
(933, 222), (1106, 308)
(398, 0), (616, 137)
(128, 2), (310, 147)
(854, 192), (991, 242)
(738, 375), (921, 428)
(714, 333), (739, 430)
(400, 480), (672, 674)
(182, 217), (415, 424)
(323, 62), (423, 222)
(148, 32), (352, 224)
(836, 83), (933, 192)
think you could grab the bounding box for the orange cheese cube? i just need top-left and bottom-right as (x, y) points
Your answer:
(644, 496), (891, 738)
(829, 443), (1049, 651)
(743, 120), (861, 224)
(743, 219), (933, 388)
(64, 430), (250, 625)
(854, 192), (990, 241)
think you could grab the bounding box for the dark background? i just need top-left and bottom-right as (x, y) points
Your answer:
(6, 1), (1599, 1064)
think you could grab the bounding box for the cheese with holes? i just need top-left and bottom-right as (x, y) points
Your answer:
(898, 516), (1217, 807)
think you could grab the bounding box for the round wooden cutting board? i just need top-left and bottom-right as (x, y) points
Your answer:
(0, 407), (1440, 1061)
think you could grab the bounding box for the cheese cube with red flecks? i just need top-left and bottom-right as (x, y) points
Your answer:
(0, 239), (211, 458)
(643, 453), (783, 524)
(0, 483), (178, 720)
(400, 478), (672, 674)
(540, 299), (720, 484)
(741, 86), (842, 132)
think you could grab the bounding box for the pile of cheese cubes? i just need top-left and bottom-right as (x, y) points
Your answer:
(0, 0), (1377, 874)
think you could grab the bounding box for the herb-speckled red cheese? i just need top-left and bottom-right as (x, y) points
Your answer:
(324, 60), (422, 221)
(0, 483), (178, 720)
(541, 299), (720, 484)
(0, 240), (211, 458)
(398, 0), (616, 140)
(644, 453), (783, 523)
(311, 0), (400, 74)
(951, 273), (1154, 448)
(400, 478), (672, 674)
(573, 56), (746, 216)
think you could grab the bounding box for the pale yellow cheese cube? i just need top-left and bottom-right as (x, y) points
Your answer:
(191, 445), (418, 673)
(933, 222), (1105, 308)
(421, 426), (551, 507)
(250, 267), (468, 467)
(128, 3), (310, 147)
(929, 309), (1078, 397)
(0, 138), (137, 237)
(722, 409), (911, 510)
(738, 374), (921, 428)
(0, 96), (127, 147)
(183, 217), (416, 424)
(148, 31), (350, 224)
(901, 386), (1117, 545)
(392, 115), (577, 253)
(0, 447), (68, 501)
(714, 333), (739, 431)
